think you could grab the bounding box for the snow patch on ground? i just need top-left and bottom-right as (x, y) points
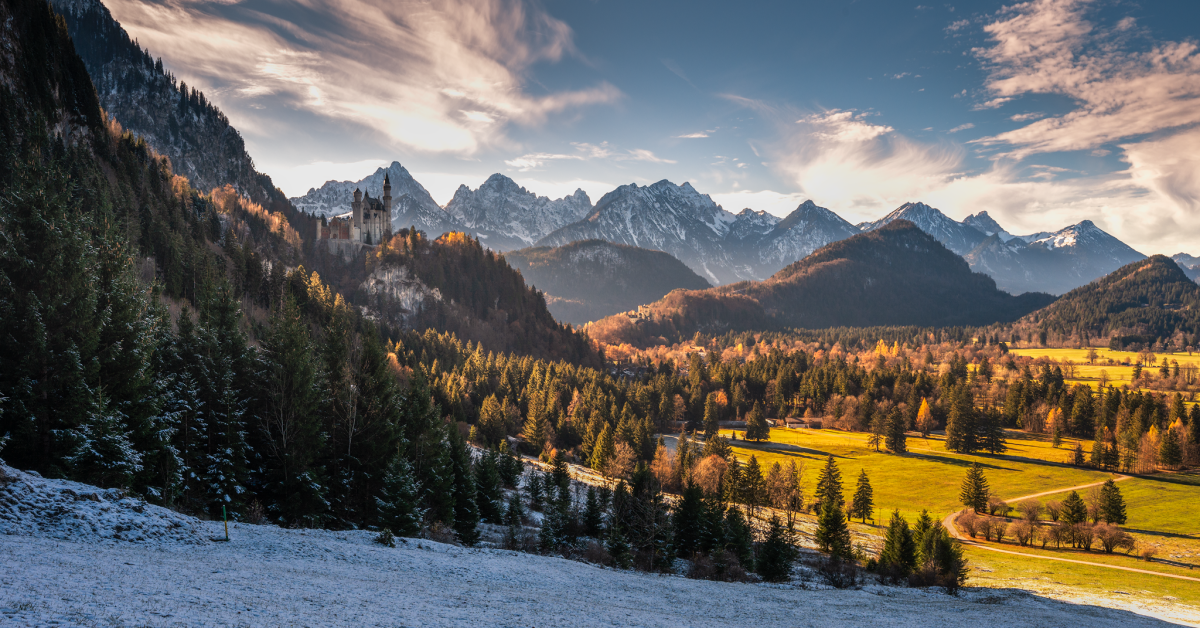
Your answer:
(0, 464), (203, 545)
(0, 462), (1192, 627)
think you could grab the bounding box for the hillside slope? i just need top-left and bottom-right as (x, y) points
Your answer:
(588, 221), (1055, 346)
(1018, 255), (1200, 349)
(1, 462), (1179, 628)
(505, 240), (712, 325)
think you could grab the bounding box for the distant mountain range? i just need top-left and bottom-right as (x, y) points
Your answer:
(585, 220), (1055, 346)
(504, 240), (711, 326)
(293, 167), (1167, 299)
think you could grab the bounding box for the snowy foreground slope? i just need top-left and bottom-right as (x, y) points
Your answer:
(0, 464), (1189, 628)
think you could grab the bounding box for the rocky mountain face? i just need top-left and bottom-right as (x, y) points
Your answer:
(738, 200), (862, 279)
(535, 183), (859, 285)
(289, 161), (456, 236)
(858, 201), (987, 255)
(962, 211), (1014, 241)
(444, 174), (592, 251)
(966, 220), (1145, 295)
(536, 180), (745, 285)
(586, 220), (1055, 347)
(50, 0), (291, 211)
(504, 239), (711, 325)
(1170, 253), (1200, 281)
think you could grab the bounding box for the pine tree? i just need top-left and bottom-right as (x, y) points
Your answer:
(702, 394), (720, 440)
(945, 384), (977, 454)
(815, 494), (852, 560)
(1072, 441), (1085, 466)
(913, 509), (935, 564)
(521, 409), (549, 455)
(885, 406), (907, 453)
(849, 469), (874, 523)
(744, 401), (770, 441)
(376, 457), (423, 536)
(503, 490), (525, 529)
(981, 406), (1007, 454)
(474, 450), (503, 524)
(590, 423), (615, 473)
(449, 426), (480, 545)
(878, 510), (917, 579)
(1061, 490), (1088, 525)
(868, 410), (885, 452)
(741, 455), (765, 512)
(724, 506), (755, 570)
(755, 515), (796, 582)
(959, 462), (989, 513)
(583, 486), (603, 537)
(673, 484), (705, 558)
(260, 297), (328, 527)
(1099, 479), (1127, 524)
(721, 457), (743, 504)
(814, 454), (844, 510)
(1160, 427), (1182, 468)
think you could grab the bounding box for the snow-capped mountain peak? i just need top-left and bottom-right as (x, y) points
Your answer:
(859, 201), (986, 255)
(443, 173), (592, 250)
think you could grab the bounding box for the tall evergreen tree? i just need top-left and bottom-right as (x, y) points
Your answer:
(1061, 490), (1088, 525)
(702, 394), (720, 440)
(672, 483), (705, 558)
(849, 469), (874, 523)
(1099, 479), (1127, 524)
(744, 401), (769, 441)
(741, 455), (765, 513)
(448, 426), (480, 545)
(814, 454), (844, 510)
(959, 462), (989, 513)
(755, 515), (796, 582)
(815, 494), (852, 560)
(723, 506), (754, 570)
(259, 297), (327, 526)
(885, 406), (907, 453)
(878, 510), (917, 579)
(945, 383), (978, 454)
(474, 449), (504, 524)
(376, 456), (423, 536)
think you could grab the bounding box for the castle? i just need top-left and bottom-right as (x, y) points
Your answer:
(315, 173), (393, 245)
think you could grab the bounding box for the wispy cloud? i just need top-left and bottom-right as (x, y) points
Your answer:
(504, 142), (675, 171)
(966, 0), (1200, 248)
(948, 123), (975, 133)
(675, 132), (709, 139)
(105, 0), (621, 155)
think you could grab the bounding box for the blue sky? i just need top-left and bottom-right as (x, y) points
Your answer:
(106, 0), (1200, 253)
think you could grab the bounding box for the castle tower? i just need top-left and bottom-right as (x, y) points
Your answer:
(351, 187), (364, 241)
(382, 173), (393, 240)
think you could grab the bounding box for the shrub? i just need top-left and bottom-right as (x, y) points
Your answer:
(1074, 523), (1095, 551)
(992, 520), (1007, 544)
(245, 500), (267, 525)
(1142, 547), (1158, 561)
(687, 552), (717, 580)
(581, 539), (614, 566)
(987, 496), (1010, 516)
(375, 528), (396, 547)
(1094, 524), (1136, 554)
(426, 521), (459, 545)
(1009, 521), (1035, 547)
(1016, 500), (1041, 522)
(1044, 500), (1062, 522)
(957, 511), (979, 538)
(817, 557), (861, 589)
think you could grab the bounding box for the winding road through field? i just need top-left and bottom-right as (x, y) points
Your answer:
(942, 475), (1200, 583)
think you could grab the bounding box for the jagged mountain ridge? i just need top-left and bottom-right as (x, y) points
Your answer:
(535, 182), (858, 285)
(584, 220), (1056, 347)
(443, 174), (592, 250)
(50, 0), (295, 214)
(504, 239), (712, 325)
(289, 161), (457, 236)
(966, 220), (1145, 295)
(858, 201), (987, 255)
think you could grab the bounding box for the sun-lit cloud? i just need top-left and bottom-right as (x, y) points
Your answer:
(504, 142), (676, 171)
(675, 132), (709, 139)
(947, 123), (975, 133)
(104, 0), (621, 156)
(964, 0), (1200, 250)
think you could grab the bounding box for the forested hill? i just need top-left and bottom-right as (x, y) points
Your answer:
(1018, 255), (1200, 350)
(587, 221), (1055, 347)
(339, 230), (602, 367)
(49, 0), (312, 238)
(504, 239), (713, 326)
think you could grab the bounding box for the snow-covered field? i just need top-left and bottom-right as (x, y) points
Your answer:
(0, 464), (1191, 627)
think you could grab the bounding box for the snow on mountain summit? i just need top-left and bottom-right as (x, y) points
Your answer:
(444, 173), (592, 250)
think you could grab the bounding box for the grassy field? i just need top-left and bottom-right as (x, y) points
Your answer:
(722, 427), (1113, 523)
(1008, 347), (1200, 393)
(722, 426), (1200, 613)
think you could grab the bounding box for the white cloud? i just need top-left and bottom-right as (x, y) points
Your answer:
(105, 0), (621, 156)
(948, 123), (976, 133)
(1009, 112), (1043, 122)
(503, 142), (675, 171)
(965, 0), (1200, 250)
(675, 132), (709, 139)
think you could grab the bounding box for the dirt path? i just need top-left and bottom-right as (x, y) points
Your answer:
(941, 473), (1200, 584)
